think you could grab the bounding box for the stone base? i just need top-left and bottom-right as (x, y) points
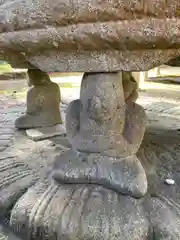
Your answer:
(52, 150), (147, 198)
(0, 125), (179, 239)
(26, 124), (66, 141)
(0, 99), (180, 240)
(0, 154), (37, 217)
(9, 180), (180, 240)
(0, 223), (21, 240)
(15, 113), (62, 130)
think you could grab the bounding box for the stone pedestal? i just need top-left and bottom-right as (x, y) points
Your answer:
(15, 69), (65, 140)
(53, 72), (147, 198)
(26, 124), (66, 141)
(0, 78), (180, 239)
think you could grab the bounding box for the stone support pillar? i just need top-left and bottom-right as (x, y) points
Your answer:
(15, 69), (65, 140)
(53, 72), (147, 198)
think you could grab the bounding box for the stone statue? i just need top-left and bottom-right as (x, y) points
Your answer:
(122, 72), (139, 103)
(0, 0), (180, 239)
(53, 72), (147, 198)
(15, 69), (62, 129)
(0, 71), (178, 240)
(15, 69), (66, 141)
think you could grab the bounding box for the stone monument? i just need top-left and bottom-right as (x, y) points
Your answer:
(0, 0), (180, 239)
(15, 69), (66, 140)
(53, 72), (147, 198)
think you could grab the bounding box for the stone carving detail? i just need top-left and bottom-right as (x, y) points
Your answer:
(1, 0), (180, 71)
(0, 0), (180, 238)
(53, 72), (147, 198)
(0, 125), (179, 240)
(10, 181), (180, 240)
(15, 69), (63, 129)
(122, 72), (139, 103)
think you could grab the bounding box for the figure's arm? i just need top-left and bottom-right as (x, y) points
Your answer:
(65, 99), (81, 142)
(123, 103), (146, 153)
(123, 72), (138, 103)
(103, 103), (146, 158)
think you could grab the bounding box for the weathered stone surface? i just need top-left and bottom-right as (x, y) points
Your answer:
(122, 72), (138, 103)
(0, 94), (180, 239)
(26, 124), (66, 141)
(53, 72), (147, 198)
(9, 179), (180, 240)
(15, 69), (63, 129)
(6, 118), (180, 240)
(1, 80), (180, 240)
(0, 223), (21, 240)
(0, 155), (37, 217)
(66, 73), (145, 157)
(1, 0), (179, 30)
(53, 151), (147, 198)
(165, 56), (180, 67)
(10, 181), (150, 240)
(0, 0), (180, 71)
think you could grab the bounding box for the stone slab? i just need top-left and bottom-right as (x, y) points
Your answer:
(0, 223), (21, 240)
(28, 49), (180, 72)
(1, 0), (180, 71)
(26, 124), (66, 141)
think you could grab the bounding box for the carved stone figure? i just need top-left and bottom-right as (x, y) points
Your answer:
(0, 72), (179, 240)
(122, 72), (139, 103)
(15, 69), (62, 129)
(0, 0), (180, 239)
(53, 72), (147, 198)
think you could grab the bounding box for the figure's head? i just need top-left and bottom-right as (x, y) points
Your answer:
(81, 73), (119, 121)
(27, 69), (51, 85)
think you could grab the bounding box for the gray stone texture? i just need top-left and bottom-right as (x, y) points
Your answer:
(0, 155), (37, 217)
(53, 151), (147, 198)
(9, 179), (180, 240)
(122, 72), (139, 103)
(15, 69), (63, 129)
(53, 72), (147, 198)
(10, 182), (150, 240)
(65, 73), (145, 157)
(0, 0), (180, 71)
(0, 93), (180, 239)
(26, 124), (66, 141)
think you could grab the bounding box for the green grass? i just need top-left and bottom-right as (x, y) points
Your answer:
(0, 63), (13, 74)
(58, 82), (80, 88)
